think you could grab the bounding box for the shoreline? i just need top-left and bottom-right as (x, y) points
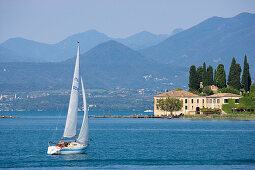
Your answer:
(93, 113), (255, 120)
(181, 113), (255, 120)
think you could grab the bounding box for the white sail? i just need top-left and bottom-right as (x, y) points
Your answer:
(77, 77), (89, 145)
(63, 43), (80, 138)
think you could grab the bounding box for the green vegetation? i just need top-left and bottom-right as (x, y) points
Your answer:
(188, 55), (252, 95)
(197, 66), (203, 84)
(202, 86), (213, 95)
(182, 113), (255, 120)
(222, 99), (237, 113)
(250, 86), (255, 97)
(156, 97), (183, 115)
(217, 87), (240, 95)
(241, 55), (252, 92)
(202, 62), (207, 86)
(200, 107), (221, 112)
(189, 65), (199, 90)
(206, 65), (214, 86)
(222, 97), (255, 114)
(214, 64), (226, 88)
(228, 57), (242, 90)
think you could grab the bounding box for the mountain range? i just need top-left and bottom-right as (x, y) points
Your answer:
(140, 12), (255, 74)
(0, 30), (170, 62)
(0, 40), (185, 91)
(0, 12), (254, 91)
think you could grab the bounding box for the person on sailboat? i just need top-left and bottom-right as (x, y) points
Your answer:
(57, 141), (63, 148)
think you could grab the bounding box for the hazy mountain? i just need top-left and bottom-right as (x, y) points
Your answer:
(140, 12), (255, 79)
(1, 30), (111, 62)
(1, 38), (55, 62)
(0, 41), (186, 91)
(115, 31), (169, 50)
(0, 46), (31, 62)
(0, 30), (169, 62)
(54, 30), (111, 61)
(66, 40), (185, 89)
(171, 28), (184, 35)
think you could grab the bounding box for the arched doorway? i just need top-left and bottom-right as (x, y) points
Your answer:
(196, 107), (200, 114)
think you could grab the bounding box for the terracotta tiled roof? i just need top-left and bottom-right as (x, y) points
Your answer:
(207, 93), (241, 98)
(155, 90), (199, 98)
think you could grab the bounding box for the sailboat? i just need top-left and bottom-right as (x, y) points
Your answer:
(47, 42), (89, 155)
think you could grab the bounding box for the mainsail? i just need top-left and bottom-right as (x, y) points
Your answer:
(77, 77), (89, 144)
(63, 43), (80, 138)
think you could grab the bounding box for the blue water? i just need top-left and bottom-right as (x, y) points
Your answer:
(0, 111), (255, 169)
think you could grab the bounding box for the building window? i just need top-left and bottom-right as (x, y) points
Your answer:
(235, 99), (239, 103)
(191, 99), (194, 103)
(224, 99), (228, 103)
(185, 99), (187, 103)
(210, 99), (212, 103)
(213, 99), (216, 103)
(197, 99), (199, 103)
(185, 106), (187, 110)
(192, 106), (193, 109)
(202, 99), (204, 103)
(217, 99), (220, 103)
(156, 99), (159, 103)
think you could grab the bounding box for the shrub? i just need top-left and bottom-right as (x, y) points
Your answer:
(202, 86), (213, 95)
(218, 87), (240, 95)
(250, 86), (255, 97)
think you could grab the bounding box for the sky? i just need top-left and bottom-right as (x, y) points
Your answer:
(0, 0), (255, 44)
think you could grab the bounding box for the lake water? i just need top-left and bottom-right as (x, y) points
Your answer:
(1, 111), (255, 169)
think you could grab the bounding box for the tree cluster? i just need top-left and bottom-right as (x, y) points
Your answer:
(189, 55), (252, 92)
(156, 97), (183, 115)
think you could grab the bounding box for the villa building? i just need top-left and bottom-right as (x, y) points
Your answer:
(154, 90), (241, 116)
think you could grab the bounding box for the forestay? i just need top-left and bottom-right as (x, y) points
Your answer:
(63, 44), (80, 138)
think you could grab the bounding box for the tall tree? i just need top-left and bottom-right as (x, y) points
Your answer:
(197, 66), (203, 85)
(228, 57), (242, 90)
(241, 55), (251, 92)
(215, 64), (226, 88)
(202, 62), (207, 86)
(207, 65), (214, 85)
(189, 65), (199, 90)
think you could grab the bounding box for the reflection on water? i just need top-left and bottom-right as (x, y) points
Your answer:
(55, 153), (89, 161)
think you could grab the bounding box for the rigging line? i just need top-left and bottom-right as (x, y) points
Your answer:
(50, 111), (63, 142)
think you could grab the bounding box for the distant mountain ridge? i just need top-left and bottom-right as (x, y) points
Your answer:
(140, 12), (255, 79)
(0, 12), (254, 91)
(0, 30), (169, 62)
(115, 31), (169, 50)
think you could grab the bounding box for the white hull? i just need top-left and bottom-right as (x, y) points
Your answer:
(47, 142), (88, 155)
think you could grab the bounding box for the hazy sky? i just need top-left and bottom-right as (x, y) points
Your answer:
(0, 0), (255, 44)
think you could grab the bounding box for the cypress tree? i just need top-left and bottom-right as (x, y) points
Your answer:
(228, 57), (236, 86)
(241, 55), (251, 92)
(215, 64), (226, 88)
(228, 57), (242, 90)
(197, 66), (203, 85)
(189, 65), (199, 90)
(207, 65), (214, 85)
(202, 62), (207, 86)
